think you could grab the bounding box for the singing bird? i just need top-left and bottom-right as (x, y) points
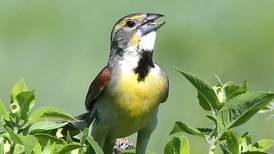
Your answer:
(76, 13), (169, 154)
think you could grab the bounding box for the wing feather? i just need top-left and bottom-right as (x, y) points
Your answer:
(160, 74), (169, 103)
(85, 66), (111, 111)
(158, 66), (169, 103)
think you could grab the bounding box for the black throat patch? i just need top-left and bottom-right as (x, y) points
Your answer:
(134, 51), (155, 82)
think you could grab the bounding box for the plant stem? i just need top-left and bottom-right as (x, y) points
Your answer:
(208, 136), (216, 154)
(209, 143), (215, 154)
(211, 131), (226, 154)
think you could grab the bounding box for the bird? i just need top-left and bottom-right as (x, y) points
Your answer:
(73, 13), (169, 154)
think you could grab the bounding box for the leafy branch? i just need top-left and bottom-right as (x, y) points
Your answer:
(0, 80), (104, 154)
(169, 68), (274, 154)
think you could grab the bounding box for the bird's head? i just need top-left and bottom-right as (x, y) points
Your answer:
(110, 13), (165, 56)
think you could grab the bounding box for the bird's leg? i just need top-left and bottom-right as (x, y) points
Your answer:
(91, 122), (109, 148)
(136, 122), (157, 154)
(103, 136), (116, 154)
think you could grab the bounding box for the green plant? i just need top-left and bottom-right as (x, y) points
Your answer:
(164, 135), (190, 154)
(0, 80), (103, 154)
(169, 68), (274, 154)
(1, 71), (273, 154)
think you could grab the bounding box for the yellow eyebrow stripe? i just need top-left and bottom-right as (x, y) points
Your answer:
(118, 15), (145, 28)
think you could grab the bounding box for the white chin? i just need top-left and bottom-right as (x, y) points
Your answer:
(139, 31), (156, 51)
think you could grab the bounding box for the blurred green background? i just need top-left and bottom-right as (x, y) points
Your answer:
(1, 0), (274, 153)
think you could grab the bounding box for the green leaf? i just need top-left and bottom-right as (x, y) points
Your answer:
(206, 114), (217, 124)
(175, 68), (221, 111)
(41, 141), (56, 154)
(0, 143), (3, 154)
(66, 131), (74, 144)
(217, 92), (274, 130)
(5, 127), (23, 145)
(196, 128), (213, 135)
(34, 133), (65, 147)
(0, 98), (10, 121)
(13, 144), (26, 153)
(16, 91), (35, 121)
(224, 131), (239, 154)
(50, 142), (56, 154)
(250, 139), (274, 152)
(219, 143), (231, 154)
(225, 80), (248, 101)
(29, 121), (69, 132)
(32, 142), (42, 154)
(170, 121), (204, 138)
(56, 144), (84, 154)
(164, 135), (190, 154)
(11, 79), (28, 102)
(29, 107), (77, 123)
(20, 135), (39, 153)
(41, 140), (51, 154)
(86, 135), (104, 154)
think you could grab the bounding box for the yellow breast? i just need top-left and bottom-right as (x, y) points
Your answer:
(112, 71), (165, 117)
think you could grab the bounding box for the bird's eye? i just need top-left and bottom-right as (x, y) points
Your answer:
(125, 20), (136, 28)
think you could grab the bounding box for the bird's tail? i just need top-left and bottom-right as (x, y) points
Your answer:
(61, 111), (95, 135)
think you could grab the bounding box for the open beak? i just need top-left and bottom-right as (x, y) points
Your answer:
(140, 13), (165, 35)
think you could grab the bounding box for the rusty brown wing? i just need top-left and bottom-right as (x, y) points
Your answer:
(85, 66), (111, 111)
